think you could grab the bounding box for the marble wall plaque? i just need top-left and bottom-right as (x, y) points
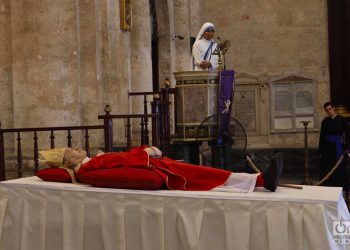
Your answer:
(233, 90), (256, 132)
(269, 76), (317, 132)
(274, 90), (292, 115)
(295, 83), (314, 114)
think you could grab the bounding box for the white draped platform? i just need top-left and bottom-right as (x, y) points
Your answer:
(0, 177), (349, 250)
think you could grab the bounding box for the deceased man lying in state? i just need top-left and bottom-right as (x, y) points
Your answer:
(37, 146), (282, 192)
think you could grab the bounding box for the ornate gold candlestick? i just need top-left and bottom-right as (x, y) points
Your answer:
(212, 38), (230, 71)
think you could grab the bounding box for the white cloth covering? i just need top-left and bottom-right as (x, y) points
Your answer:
(0, 177), (349, 250)
(191, 22), (218, 71)
(214, 172), (257, 193)
(74, 156), (90, 173)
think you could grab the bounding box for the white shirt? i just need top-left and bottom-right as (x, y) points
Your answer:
(74, 157), (91, 173)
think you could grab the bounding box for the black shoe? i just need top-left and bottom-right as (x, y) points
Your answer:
(262, 152), (283, 192)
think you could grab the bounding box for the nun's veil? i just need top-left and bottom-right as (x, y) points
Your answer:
(190, 22), (215, 69)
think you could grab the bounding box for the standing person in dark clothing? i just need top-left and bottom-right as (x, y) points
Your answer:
(319, 101), (350, 190)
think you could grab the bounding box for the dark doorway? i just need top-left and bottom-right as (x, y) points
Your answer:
(150, 0), (159, 91)
(328, 0), (350, 107)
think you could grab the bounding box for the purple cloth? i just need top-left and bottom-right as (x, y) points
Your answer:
(218, 70), (235, 138)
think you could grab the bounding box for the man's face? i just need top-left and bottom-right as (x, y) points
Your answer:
(324, 105), (336, 118)
(64, 147), (87, 166)
(203, 30), (215, 40)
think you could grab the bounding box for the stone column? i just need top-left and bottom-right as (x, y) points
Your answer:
(96, 0), (129, 114)
(77, 0), (101, 125)
(99, 0), (133, 144)
(129, 0), (153, 114)
(0, 0), (13, 128)
(124, 0), (153, 145)
(155, 0), (202, 85)
(174, 0), (191, 71)
(155, 0), (173, 87)
(189, 0), (203, 37)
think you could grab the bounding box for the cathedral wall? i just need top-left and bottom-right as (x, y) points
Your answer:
(10, 0), (81, 127)
(0, 0), (332, 150)
(156, 0), (203, 87)
(0, 0), (153, 148)
(202, 0), (329, 148)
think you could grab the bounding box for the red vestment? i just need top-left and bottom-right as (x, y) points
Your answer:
(76, 146), (231, 191)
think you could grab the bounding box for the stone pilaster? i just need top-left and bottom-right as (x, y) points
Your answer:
(77, 0), (100, 125)
(129, 0), (153, 114)
(189, 0), (203, 37)
(0, 0), (13, 128)
(174, 0), (191, 71)
(96, 0), (130, 114)
(155, 0), (173, 87)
